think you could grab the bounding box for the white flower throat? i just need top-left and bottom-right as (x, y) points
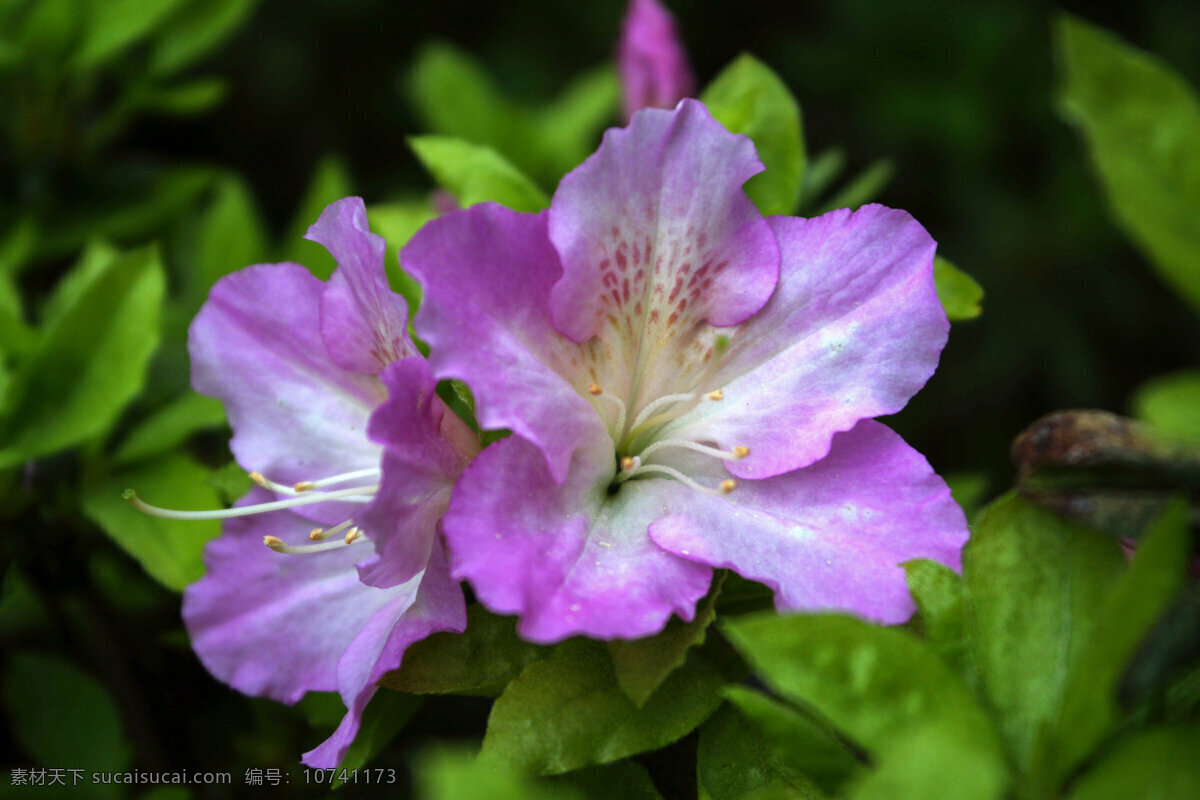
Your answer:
(584, 334), (747, 498)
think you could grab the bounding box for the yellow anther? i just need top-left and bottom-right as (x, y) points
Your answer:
(294, 481), (316, 492)
(620, 456), (637, 472)
(344, 527), (361, 545)
(719, 479), (737, 494)
(263, 535), (285, 550)
(309, 528), (325, 541)
(707, 390), (724, 401)
(733, 446), (750, 459)
(249, 471), (267, 486)
(588, 384), (603, 395)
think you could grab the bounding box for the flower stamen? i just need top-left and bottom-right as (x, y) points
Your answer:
(615, 462), (736, 496)
(262, 531), (368, 554)
(637, 439), (749, 462)
(123, 484), (378, 521)
(587, 384), (628, 442)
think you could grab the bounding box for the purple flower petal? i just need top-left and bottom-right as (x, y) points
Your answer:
(442, 434), (712, 643)
(302, 542), (465, 768)
(307, 197), (414, 374)
(676, 206), (948, 481)
(618, 0), (694, 121)
(649, 421), (967, 624)
(548, 100), (778, 355)
(402, 204), (604, 483)
(189, 264), (385, 522)
(181, 489), (420, 705)
(355, 356), (477, 589)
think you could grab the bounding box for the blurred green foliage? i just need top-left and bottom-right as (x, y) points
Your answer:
(1, 1), (1198, 798)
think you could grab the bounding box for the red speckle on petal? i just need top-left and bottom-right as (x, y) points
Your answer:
(616, 249), (628, 272)
(634, 301), (643, 315)
(649, 309), (660, 323)
(667, 311), (679, 325)
(622, 278), (631, 302)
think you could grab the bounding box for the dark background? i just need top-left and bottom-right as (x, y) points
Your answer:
(5, 1), (1200, 796)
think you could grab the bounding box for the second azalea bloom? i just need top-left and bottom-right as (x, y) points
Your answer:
(403, 99), (968, 643)
(617, 0), (694, 121)
(161, 198), (476, 767)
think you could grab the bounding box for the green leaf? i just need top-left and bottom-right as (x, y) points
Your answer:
(903, 559), (968, 676)
(82, 453), (221, 591)
(608, 573), (723, 707)
(407, 43), (523, 168)
(73, 0), (188, 68)
(417, 747), (583, 800)
(944, 472), (990, 520)
(482, 638), (726, 774)
(814, 160), (895, 214)
(797, 147), (846, 211)
(697, 704), (825, 800)
(722, 686), (859, 795)
(149, 0), (259, 77)
(205, 459), (252, 504)
(552, 761), (663, 800)
(1035, 499), (1191, 788)
(368, 199), (435, 313)
(2, 651), (132, 769)
(702, 54), (805, 216)
(1132, 370), (1200, 442)
(188, 173), (269, 303)
(536, 66), (619, 180)
(380, 605), (546, 696)
(934, 257), (984, 322)
(720, 614), (1004, 786)
(14, 0), (83, 64)
(409, 136), (550, 213)
(112, 392), (226, 465)
(1064, 724), (1200, 800)
(281, 155), (354, 279)
(963, 492), (1126, 770)
(334, 690), (422, 781)
(847, 721), (1009, 800)
(137, 77), (227, 115)
(1056, 14), (1200, 313)
(0, 244), (164, 467)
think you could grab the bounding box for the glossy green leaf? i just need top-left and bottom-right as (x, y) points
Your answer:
(720, 613), (1004, 776)
(723, 686), (858, 795)
(149, 0), (259, 77)
(2, 651), (131, 769)
(553, 761), (663, 800)
(409, 136), (550, 213)
(1132, 370), (1200, 442)
(963, 492), (1125, 769)
(482, 638), (726, 774)
(380, 605), (545, 696)
(205, 459), (252, 504)
(847, 720), (1008, 800)
(281, 155), (354, 279)
(934, 257), (984, 321)
(1065, 724), (1200, 800)
(112, 392), (226, 465)
(417, 747), (583, 800)
(1035, 499), (1191, 788)
(797, 147), (846, 211)
(697, 704), (825, 800)
(702, 54), (805, 216)
(0, 244), (164, 467)
(608, 573), (723, 707)
(82, 453), (221, 591)
(904, 559), (967, 674)
(1057, 14), (1200, 313)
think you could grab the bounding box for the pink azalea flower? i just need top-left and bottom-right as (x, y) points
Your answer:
(618, 0), (695, 121)
(402, 99), (968, 643)
(133, 198), (477, 766)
